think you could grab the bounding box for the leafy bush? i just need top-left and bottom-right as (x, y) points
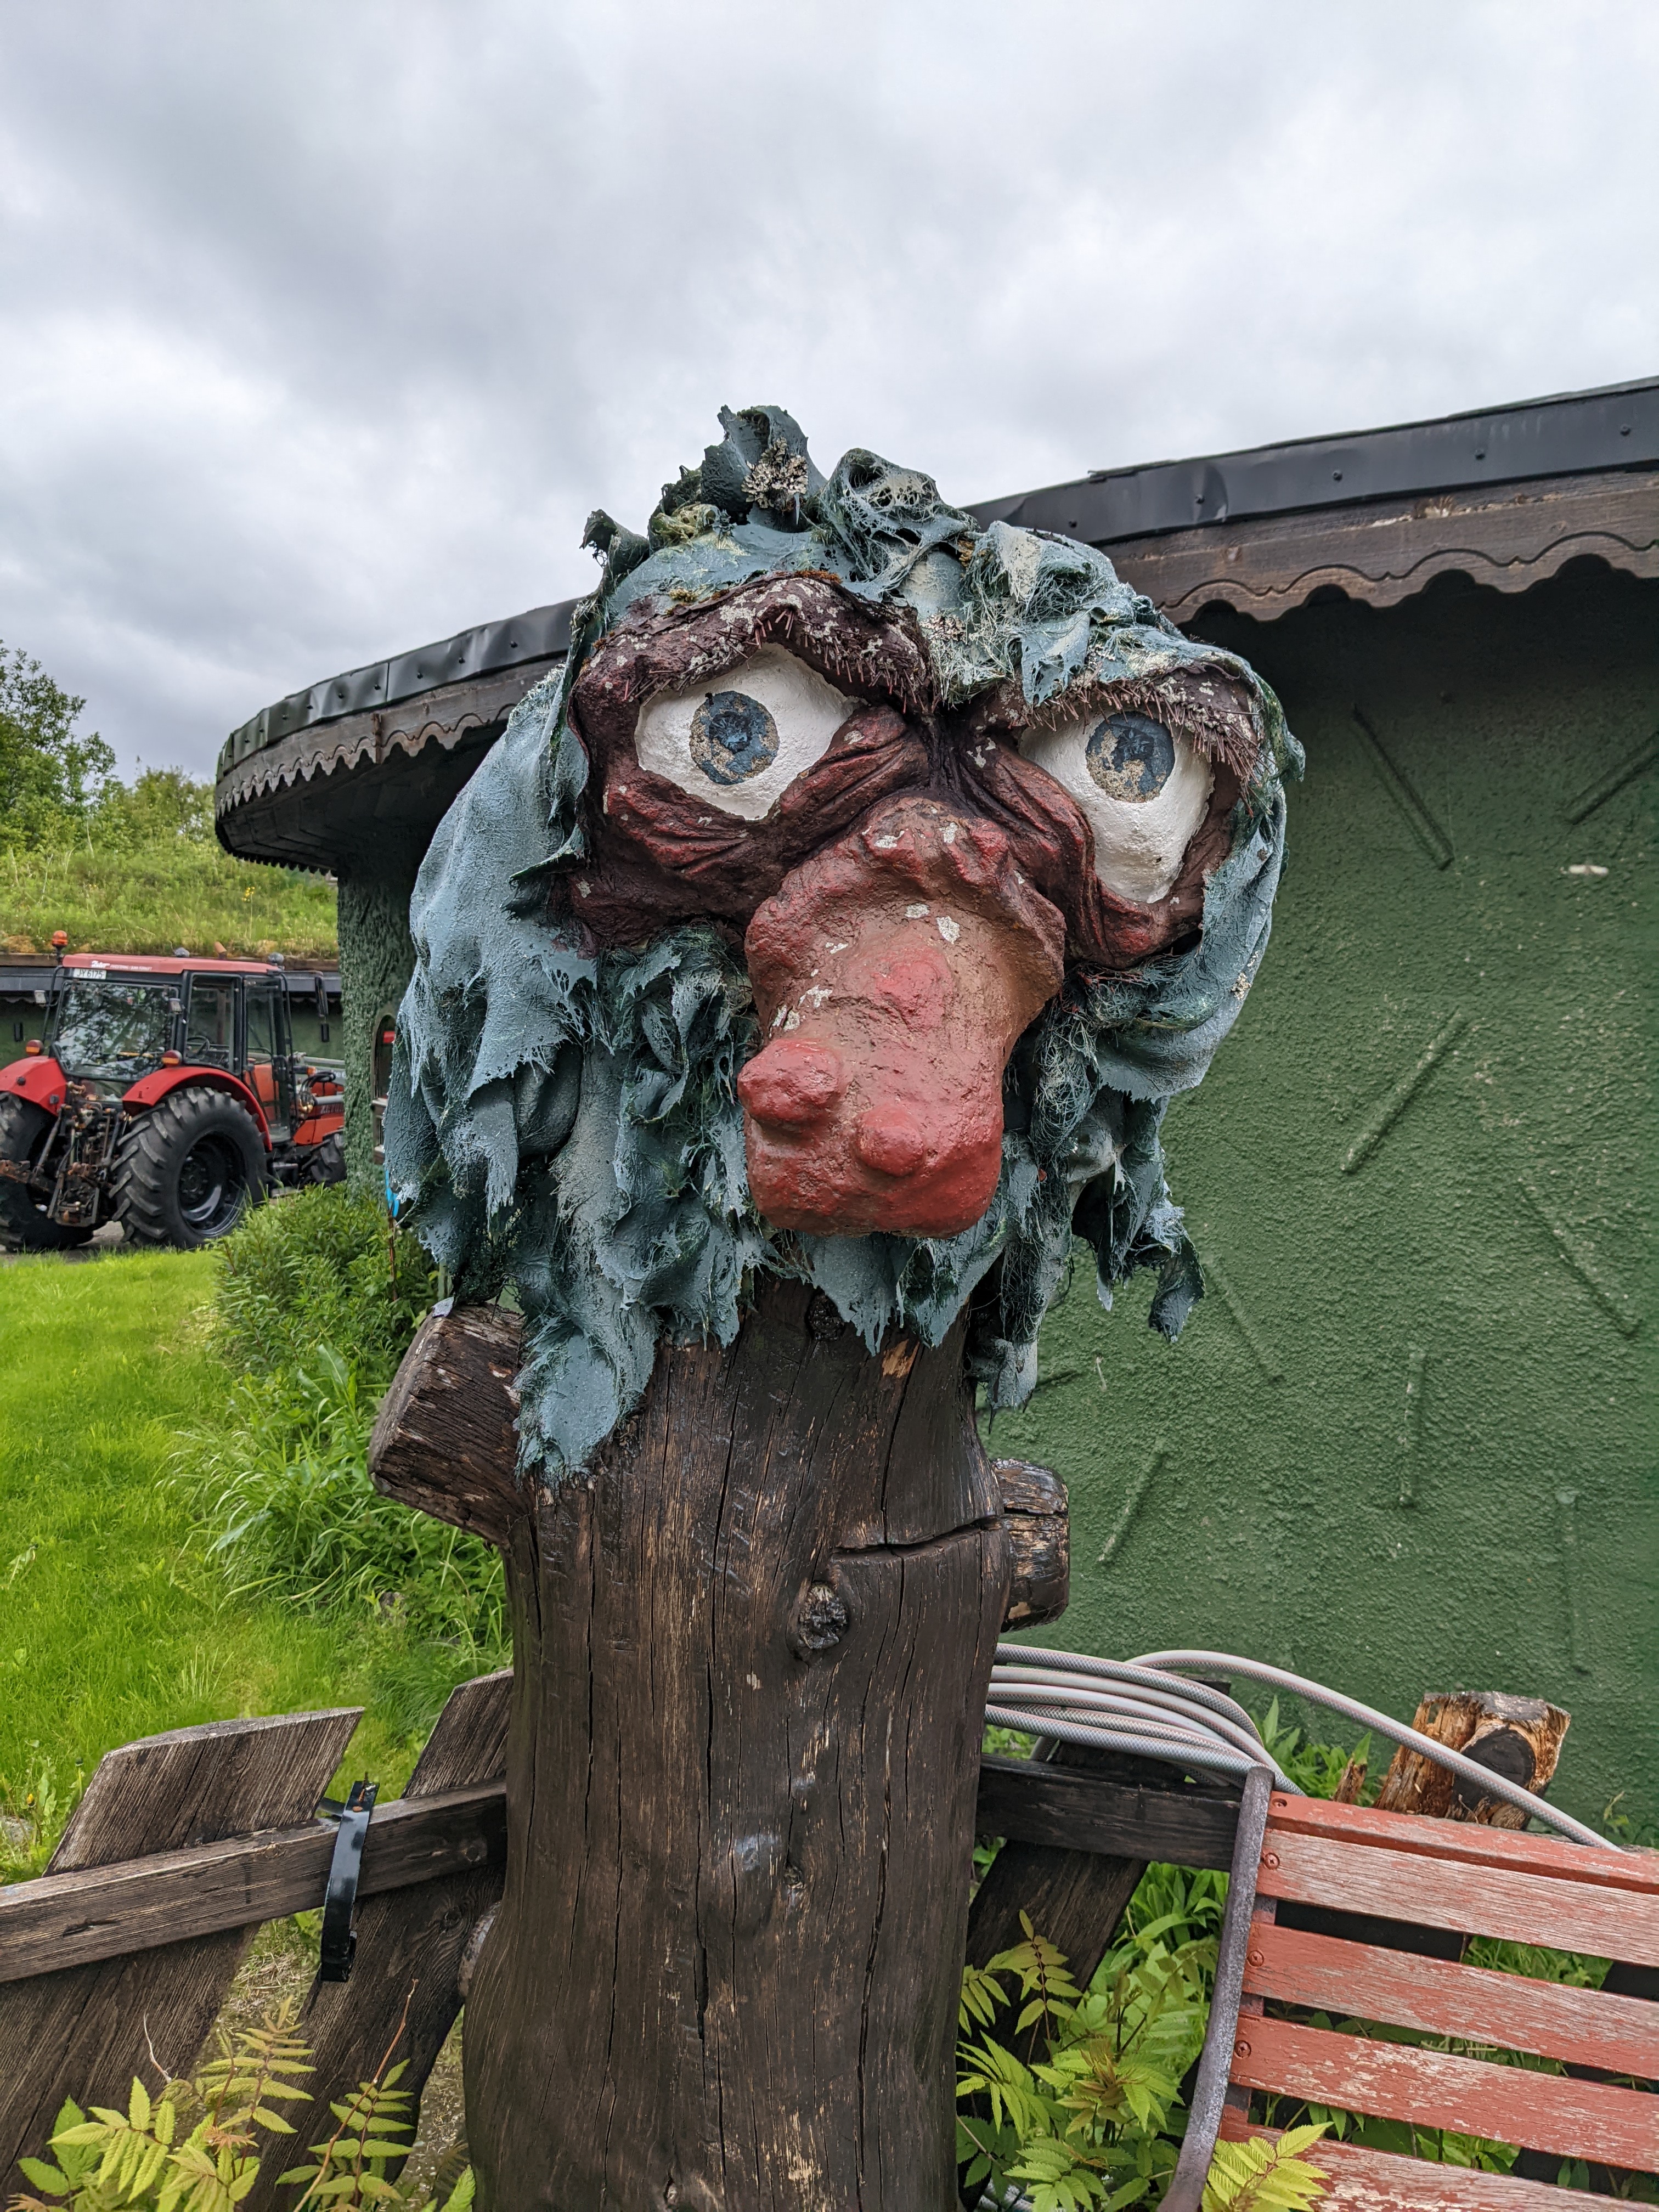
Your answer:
(174, 1189), (505, 1720)
(956, 1912), (1328, 2209)
(211, 1187), (436, 1394)
(8, 1999), (473, 2212)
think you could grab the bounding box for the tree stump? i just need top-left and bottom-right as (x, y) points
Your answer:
(1374, 1690), (1570, 1829)
(391, 1281), (1009, 2211)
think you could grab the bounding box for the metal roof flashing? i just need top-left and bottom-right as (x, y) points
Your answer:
(968, 378), (1659, 542)
(215, 379), (1656, 814)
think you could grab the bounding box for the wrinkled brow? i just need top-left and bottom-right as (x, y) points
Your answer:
(571, 572), (935, 764)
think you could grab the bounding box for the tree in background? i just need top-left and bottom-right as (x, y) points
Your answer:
(0, 641), (116, 845)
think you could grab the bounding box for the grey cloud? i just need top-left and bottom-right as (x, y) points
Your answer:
(1, 0), (1654, 782)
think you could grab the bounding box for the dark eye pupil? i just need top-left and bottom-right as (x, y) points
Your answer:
(1087, 711), (1175, 802)
(690, 690), (779, 785)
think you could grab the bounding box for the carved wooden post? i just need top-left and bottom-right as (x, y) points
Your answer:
(378, 404), (1294, 2207)
(371, 1299), (1077, 2208)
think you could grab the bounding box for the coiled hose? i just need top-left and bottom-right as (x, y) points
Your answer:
(985, 1643), (1611, 1849)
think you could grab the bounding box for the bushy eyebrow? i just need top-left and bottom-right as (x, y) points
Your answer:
(572, 572), (936, 742)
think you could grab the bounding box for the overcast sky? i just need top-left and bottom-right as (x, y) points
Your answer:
(2, 1), (1654, 783)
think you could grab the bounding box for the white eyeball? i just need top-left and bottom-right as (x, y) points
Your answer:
(1018, 708), (1214, 904)
(633, 647), (856, 821)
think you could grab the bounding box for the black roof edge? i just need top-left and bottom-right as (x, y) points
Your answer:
(219, 377), (1656, 783)
(968, 376), (1659, 544)
(219, 597), (579, 778)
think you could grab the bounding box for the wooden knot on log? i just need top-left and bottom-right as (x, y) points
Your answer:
(368, 1304), (1071, 1633)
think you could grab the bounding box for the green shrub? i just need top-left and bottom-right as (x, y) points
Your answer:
(9, 1999), (474, 2212)
(173, 1187), (505, 1729)
(211, 1187), (436, 1393)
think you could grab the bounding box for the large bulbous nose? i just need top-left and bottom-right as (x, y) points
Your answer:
(740, 796), (1065, 1239)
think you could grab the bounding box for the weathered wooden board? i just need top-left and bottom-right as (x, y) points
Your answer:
(1217, 2118), (1587, 2208)
(1257, 1825), (1659, 1966)
(242, 1671), (513, 2212)
(1265, 1791), (1657, 1895)
(1228, 2016), (1658, 2168)
(0, 1711), (359, 2192)
(1244, 1921), (1659, 2075)
(977, 1752), (1240, 1869)
(0, 1782), (507, 1982)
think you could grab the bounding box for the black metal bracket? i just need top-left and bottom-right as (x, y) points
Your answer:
(318, 1778), (377, 1984)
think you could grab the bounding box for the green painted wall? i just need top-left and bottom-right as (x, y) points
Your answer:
(337, 851), (420, 1190)
(994, 565), (1657, 1835)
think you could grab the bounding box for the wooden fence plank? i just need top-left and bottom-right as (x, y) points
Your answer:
(1245, 1922), (1659, 2075)
(1257, 1827), (1659, 1967)
(976, 1754), (1239, 1870)
(1229, 2016), (1659, 2167)
(0, 1709), (360, 2193)
(1217, 2118), (1581, 2207)
(242, 1672), (514, 2210)
(1264, 1792), (1657, 1896)
(0, 1785), (508, 1982)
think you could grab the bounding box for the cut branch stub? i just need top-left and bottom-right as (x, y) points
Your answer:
(370, 1302), (1069, 1633)
(1375, 1691), (1571, 1829)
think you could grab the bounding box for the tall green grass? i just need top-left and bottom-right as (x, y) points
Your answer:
(170, 1189), (508, 1739)
(0, 834), (336, 961)
(0, 1248), (422, 1877)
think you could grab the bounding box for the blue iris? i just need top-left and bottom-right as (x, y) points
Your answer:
(690, 690), (779, 785)
(1087, 710), (1175, 801)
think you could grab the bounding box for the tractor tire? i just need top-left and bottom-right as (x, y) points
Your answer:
(111, 1084), (267, 1250)
(0, 1094), (92, 1251)
(298, 1132), (346, 1186)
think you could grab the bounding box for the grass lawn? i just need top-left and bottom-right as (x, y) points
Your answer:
(0, 1246), (416, 1866)
(0, 837), (337, 961)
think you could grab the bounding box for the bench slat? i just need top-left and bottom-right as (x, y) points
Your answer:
(1217, 2118), (1583, 2207)
(1263, 1792), (1657, 1897)
(1245, 1922), (1659, 2075)
(1257, 1827), (1659, 1966)
(1229, 2016), (1659, 2166)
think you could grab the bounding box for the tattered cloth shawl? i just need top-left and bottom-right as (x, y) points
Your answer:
(387, 409), (1302, 1482)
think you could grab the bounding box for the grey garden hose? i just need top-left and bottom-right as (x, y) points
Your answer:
(986, 1643), (1613, 1849)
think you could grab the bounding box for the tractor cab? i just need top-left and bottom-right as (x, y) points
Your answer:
(0, 952), (345, 1251)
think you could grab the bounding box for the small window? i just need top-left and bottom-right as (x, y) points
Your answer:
(245, 985), (278, 1065)
(185, 980), (235, 1068)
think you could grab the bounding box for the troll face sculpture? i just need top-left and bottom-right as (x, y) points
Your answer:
(387, 408), (1300, 1479)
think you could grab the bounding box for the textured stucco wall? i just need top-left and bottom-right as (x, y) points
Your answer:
(337, 850), (420, 1189)
(994, 565), (1656, 1833)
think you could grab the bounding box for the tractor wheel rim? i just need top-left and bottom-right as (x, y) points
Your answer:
(177, 1135), (244, 1231)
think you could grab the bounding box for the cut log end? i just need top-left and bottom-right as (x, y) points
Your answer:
(1375, 1691), (1571, 1829)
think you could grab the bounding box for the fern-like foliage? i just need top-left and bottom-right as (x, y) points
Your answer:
(956, 1912), (1211, 2210)
(5, 2003), (471, 2212)
(1201, 2124), (1330, 2210)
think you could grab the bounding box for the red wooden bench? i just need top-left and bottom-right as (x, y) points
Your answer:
(1165, 1771), (1659, 2206)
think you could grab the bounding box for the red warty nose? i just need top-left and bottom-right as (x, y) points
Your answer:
(854, 1108), (932, 1178)
(737, 1039), (845, 1127)
(738, 795), (1068, 1241)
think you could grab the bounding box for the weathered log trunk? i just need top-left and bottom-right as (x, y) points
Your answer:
(393, 1282), (1009, 2211)
(1374, 1690), (1570, 1827)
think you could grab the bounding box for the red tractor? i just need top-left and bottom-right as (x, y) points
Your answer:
(0, 951), (345, 1252)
